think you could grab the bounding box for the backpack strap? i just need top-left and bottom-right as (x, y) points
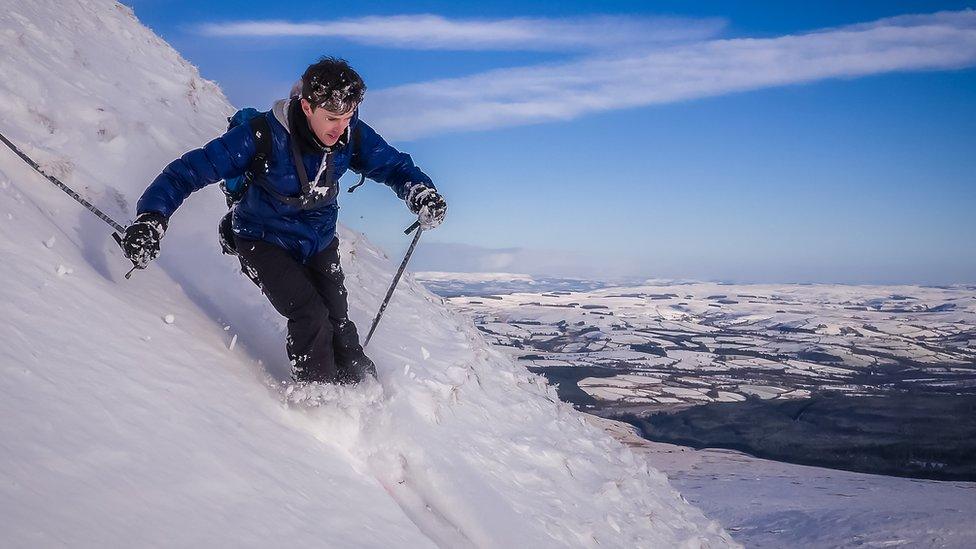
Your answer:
(247, 113), (342, 209)
(289, 135), (312, 196)
(248, 115), (272, 173)
(249, 142), (306, 208)
(244, 114), (309, 208)
(347, 125), (367, 193)
(221, 110), (271, 204)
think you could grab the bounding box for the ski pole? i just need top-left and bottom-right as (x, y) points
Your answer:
(363, 220), (424, 348)
(0, 130), (139, 275)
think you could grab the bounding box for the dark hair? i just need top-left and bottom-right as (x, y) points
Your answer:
(301, 57), (366, 113)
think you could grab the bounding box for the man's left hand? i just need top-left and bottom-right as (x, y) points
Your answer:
(407, 185), (447, 230)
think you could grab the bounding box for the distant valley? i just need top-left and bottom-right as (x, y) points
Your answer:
(417, 274), (976, 479)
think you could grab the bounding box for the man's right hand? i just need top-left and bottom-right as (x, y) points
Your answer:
(407, 185), (447, 230)
(122, 212), (167, 268)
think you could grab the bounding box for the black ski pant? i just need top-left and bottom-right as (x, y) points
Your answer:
(234, 235), (365, 383)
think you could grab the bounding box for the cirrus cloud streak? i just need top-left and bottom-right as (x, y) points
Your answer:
(362, 10), (976, 140)
(196, 14), (727, 51)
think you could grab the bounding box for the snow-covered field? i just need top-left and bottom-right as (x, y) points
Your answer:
(441, 279), (976, 408)
(428, 274), (976, 546)
(0, 2), (734, 547)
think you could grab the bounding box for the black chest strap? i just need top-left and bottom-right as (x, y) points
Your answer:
(347, 125), (367, 193)
(248, 116), (341, 209)
(289, 135), (312, 196)
(248, 115), (273, 171)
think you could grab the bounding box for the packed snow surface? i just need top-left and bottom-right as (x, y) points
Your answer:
(0, 1), (733, 546)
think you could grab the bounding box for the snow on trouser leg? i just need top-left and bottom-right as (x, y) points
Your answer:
(233, 235), (339, 383)
(333, 319), (377, 382)
(285, 311), (337, 383)
(305, 239), (376, 383)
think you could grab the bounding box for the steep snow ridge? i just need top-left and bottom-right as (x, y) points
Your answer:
(0, 1), (734, 546)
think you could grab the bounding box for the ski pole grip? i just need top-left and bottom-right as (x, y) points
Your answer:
(404, 220), (421, 235)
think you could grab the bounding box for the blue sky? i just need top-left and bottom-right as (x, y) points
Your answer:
(124, 1), (976, 284)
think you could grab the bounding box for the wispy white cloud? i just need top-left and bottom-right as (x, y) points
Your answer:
(410, 242), (624, 278)
(361, 10), (976, 140)
(196, 14), (726, 51)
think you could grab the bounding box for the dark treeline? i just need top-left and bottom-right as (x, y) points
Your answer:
(619, 393), (976, 481)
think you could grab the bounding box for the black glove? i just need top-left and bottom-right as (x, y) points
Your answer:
(122, 212), (167, 268)
(406, 185), (447, 230)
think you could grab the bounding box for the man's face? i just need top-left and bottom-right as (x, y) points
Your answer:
(301, 98), (355, 147)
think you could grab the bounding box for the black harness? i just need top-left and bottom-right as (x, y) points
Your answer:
(243, 115), (366, 209)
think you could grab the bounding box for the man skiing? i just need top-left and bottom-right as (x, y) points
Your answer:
(121, 57), (447, 384)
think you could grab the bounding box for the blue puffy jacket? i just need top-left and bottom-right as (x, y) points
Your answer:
(137, 98), (434, 263)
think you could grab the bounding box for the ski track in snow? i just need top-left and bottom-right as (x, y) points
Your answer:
(278, 382), (478, 547)
(0, 1), (734, 547)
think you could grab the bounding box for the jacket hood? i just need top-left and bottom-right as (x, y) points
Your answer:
(272, 98), (292, 133)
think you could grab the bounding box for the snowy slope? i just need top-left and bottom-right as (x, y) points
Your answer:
(0, 1), (734, 547)
(592, 417), (976, 548)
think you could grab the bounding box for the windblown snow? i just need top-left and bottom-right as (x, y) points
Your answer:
(0, 1), (734, 546)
